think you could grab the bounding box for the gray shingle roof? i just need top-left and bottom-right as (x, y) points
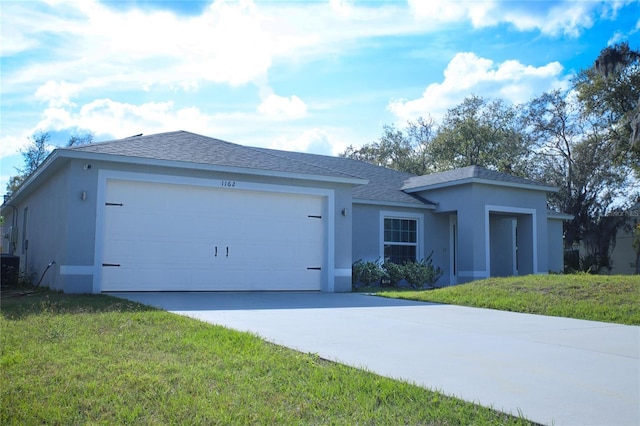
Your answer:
(65, 131), (433, 207)
(66, 131), (358, 180)
(65, 132), (553, 206)
(252, 147), (434, 207)
(402, 165), (555, 192)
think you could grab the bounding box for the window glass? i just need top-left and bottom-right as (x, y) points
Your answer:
(383, 217), (418, 263)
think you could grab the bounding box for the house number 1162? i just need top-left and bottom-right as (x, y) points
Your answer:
(221, 180), (236, 188)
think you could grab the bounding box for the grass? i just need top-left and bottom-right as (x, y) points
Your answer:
(377, 274), (640, 325)
(1, 289), (535, 425)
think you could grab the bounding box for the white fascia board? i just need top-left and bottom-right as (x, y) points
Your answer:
(547, 212), (574, 220)
(403, 178), (558, 194)
(58, 150), (369, 186)
(353, 198), (437, 209)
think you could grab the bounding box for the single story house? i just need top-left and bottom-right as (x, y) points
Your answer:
(1, 131), (570, 293)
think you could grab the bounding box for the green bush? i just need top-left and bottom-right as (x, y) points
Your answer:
(382, 261), (404, 286)
(400, 253), (443, 289)
(352, 259), (385, 286)
(352, 254), (443, 289)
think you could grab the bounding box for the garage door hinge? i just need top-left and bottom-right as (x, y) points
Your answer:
(307, 267), (322, 270)
(102, 263), (121, 267)
(105, 202), (123, 206)
(307, 215), (322, 219)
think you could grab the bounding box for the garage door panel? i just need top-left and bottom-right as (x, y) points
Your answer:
(101, 180), (325, 291)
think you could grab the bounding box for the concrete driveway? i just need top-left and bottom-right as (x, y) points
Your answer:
(111, 292), (640, 426)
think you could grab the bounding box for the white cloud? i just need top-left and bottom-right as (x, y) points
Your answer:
(0, 0), (418, 97)
(1, 0), (275, 94)
(407, 0), (601, 37)
(33, 98), (221, 140)
(408, 0), (498, 27)
(257, 93), (308, 119)
(268, 128), (343, 156)
(35, 80), (81, 108)
(0, 135), (29, 159)
(388, 52), (567, 123)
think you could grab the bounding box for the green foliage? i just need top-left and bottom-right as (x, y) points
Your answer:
(351, 259), (385, 285)
(526, 88), (632, 259)
(355, 254), (443, 289)
(575, 42), (640, 174)
(381, 261), (404, 285)
(429, 96), (531, 175)
(401, 255), (444, 289)
(341, 117), (438, 175)
(379, 274), (640, 325)
(0, 291), (534, 425)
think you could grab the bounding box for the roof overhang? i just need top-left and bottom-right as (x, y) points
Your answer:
(353, 198), (437, 209)
(2, 149), (368, 210)
(547, 212), (574, 220)
(402, 177), (558, 194)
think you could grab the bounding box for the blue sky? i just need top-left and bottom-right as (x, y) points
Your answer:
(1, 0), (639, 192)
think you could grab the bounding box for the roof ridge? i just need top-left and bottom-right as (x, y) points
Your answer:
(63, 130), (189, 151)
(248, 145), (364, 180)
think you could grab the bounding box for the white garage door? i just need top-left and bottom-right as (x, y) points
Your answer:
(100, 180), (325, 291)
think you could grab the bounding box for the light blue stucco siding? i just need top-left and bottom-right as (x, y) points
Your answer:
(2, 163), (70, 291)
(331, 184), (354, 292)
(410, 182), (551, 283)
(547, 218), (565, 273)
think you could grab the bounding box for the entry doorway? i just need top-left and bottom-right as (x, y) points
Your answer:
(487, 208), (536, 278)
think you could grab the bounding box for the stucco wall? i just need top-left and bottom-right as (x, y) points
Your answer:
(547, 218), (565, 273)
(4, 165), (71, 291)
(411, 182), (552, 282)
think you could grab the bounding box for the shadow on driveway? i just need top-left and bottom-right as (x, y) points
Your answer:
(106, 291), (436, 311)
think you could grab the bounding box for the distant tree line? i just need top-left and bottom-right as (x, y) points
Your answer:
(340, 42), (639, 273)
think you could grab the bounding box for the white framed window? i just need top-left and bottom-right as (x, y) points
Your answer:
(380, 211), (423, 264)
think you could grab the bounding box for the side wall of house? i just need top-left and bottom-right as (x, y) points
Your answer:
(3, 165), (71, 291)
(609, 216), (639, 275)
(547, 218), (565, 273)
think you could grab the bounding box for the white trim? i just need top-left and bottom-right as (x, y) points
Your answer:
(327, 194), (336, 292)
(354, 199), (437, 209)
(333, 268), (352, 277)
(94, 170), (336, 293)
(59, 265), (94, 275)
(403, 178), (558, 194)
(512, 219), (518, 276)
(485, 205), (538, 276)
(547, 212), (573, 220)
(379, 210), (424, 262)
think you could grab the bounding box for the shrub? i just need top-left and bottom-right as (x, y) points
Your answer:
(382, 261), (404, 286)
(352, 259), (385, 286)
(402, 254), (443, 289)
(381, 252), (443, 289)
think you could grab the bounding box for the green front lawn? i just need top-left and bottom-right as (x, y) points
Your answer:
(1, 290), (533, 425)
(378, 274), (640, 325)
